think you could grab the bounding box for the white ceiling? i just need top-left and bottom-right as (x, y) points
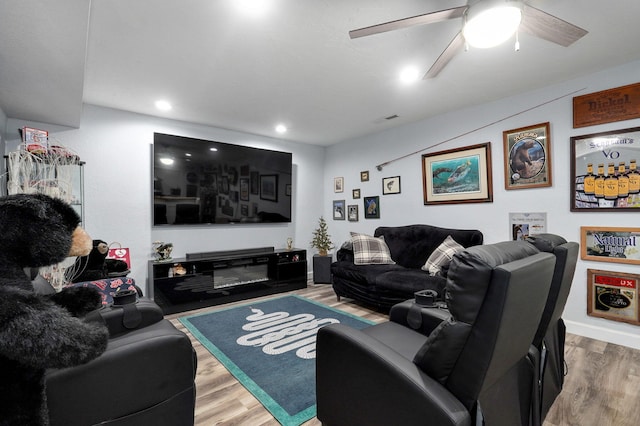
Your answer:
(2, 0), (640, 146)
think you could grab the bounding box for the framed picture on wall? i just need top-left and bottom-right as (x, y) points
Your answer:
(360, 171), (369, 182)
(571, 126), (640, 211)
(333, 200), (346, 220)
(364, 196), (380, 219)
(421, 143), (493, 205)
(382, 176), (401, 195)
(347, 204), (359, 221)
(503, 122), (552, 190)
(334, 177), (344, 193)
(587, 268), (639, 325)
(580, 226), (640, 265)
(352, 188), (361, 199)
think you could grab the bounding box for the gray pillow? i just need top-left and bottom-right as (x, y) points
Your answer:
(422, 235), (465, 276)
(350, 232), (395, 265)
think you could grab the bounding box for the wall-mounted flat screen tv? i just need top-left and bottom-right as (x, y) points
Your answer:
(153, 133), (292, 226)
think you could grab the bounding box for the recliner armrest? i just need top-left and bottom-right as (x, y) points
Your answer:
(389, 299), (452, 335)
(85, 297), (164, 337)
(316, 324), (471, 426)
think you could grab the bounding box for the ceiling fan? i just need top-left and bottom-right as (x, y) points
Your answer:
(349, 0), (588, 78)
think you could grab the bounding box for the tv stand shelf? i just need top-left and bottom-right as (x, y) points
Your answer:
(149, 248), (307, 314)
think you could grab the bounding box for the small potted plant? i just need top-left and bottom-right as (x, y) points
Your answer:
(310, 216), (334, 256)
(311, 216), (334, 284)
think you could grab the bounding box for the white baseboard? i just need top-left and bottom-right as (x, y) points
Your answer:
(565, 320), (640, 350)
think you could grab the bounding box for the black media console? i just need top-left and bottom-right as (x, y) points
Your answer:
(149, 247), (307, 314)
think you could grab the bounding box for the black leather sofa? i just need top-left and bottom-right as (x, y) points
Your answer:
(331, 224), (483, 310)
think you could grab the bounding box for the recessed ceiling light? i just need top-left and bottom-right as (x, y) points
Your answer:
(159, 157), (174, 165)
(210, 147), (218, 152)
(399, 66), (420, 84)
(275, 124), (287, 134)
(155, 100), (172, 111)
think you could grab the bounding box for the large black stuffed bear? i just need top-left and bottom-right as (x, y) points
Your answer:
(0, 194), (109, 425)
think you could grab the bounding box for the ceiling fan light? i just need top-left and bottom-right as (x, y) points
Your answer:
(463, 4), (522, 49)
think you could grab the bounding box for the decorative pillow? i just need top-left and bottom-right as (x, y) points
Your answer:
(350, 232), (395, 265)
(422, 235), (465, 276)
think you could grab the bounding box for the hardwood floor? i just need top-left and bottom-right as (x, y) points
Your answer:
(167, 283), (640, 426)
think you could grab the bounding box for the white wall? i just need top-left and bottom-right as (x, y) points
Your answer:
(324, 59), (640, 350)
(0, 106), (6, 188)
(5, 105), (325, 293)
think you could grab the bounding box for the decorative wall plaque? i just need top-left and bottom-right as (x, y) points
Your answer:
(573, 82), (640, 128)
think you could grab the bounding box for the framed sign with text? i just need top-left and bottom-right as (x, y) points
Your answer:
(571, 127), (640, 211)
(587, 269), (639, 325)
(581, 226), (640, 265)
(573, 82), (640, 128)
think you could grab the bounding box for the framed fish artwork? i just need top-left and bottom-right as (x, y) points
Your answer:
(421, 142), (493, 205)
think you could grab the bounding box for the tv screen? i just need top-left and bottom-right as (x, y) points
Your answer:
(153, 133), (292, 225)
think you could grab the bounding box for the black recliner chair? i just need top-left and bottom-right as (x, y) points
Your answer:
(316, 241), (556, 426)
(527, 234), (579, 423)
(477, 234), (578, 426)
(45, 293), (197, 426)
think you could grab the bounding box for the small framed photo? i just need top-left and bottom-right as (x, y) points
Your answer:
(503, 122), (552, 190)
(334, 177), (344, 193)
(285, 184), (292, 196)
(422, 143), (493, 205)
(352, 188), (361, 199)
(347, 204), (359, 222)
(360, 171), (369, 182)
(382, 176), (401, 195)
(581, 226), (640, 265)
(587, 269), (639, 325)
(333, 200), (346, 220)
(363, 196), (380, 219)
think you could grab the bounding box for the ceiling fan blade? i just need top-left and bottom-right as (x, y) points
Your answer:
(520, 4), (588, 47)
(349, 6), (467, 39)
(424, 31), (465, 79)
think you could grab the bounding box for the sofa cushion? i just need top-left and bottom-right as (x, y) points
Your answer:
(422, 235), (465, 276)
(332, 261), (405, 287)
(350, 232), (396, 265)
(375, 269), (448, 294)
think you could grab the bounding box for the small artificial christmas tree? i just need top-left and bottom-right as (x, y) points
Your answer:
(310, 216), (334, 256)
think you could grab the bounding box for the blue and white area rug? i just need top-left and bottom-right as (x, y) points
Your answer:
(179, 295), (374, 425)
